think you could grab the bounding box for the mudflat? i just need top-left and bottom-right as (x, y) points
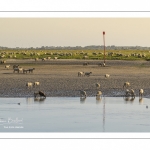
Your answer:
(0, 59), (150, 97)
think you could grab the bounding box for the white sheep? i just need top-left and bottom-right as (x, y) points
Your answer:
(123, 82), (130, 89)
(47, 57), (51, 60)
(105, 74), (110, 78)
(139, 89), (144, 98)
(96, 91), (102, 96)
(80, 90), (87, 98)
(26, 82), (33, 88)
(78, 72), (84, 77)
(5, 65), (10, 69)
(35, 58), (39, 61)
(95, 83), (100, 89)
(34, 81), (40, 86)
(42, 58), (46, 61)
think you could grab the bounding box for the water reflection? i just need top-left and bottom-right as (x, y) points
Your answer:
(34, 97), (46, 102)
(80, 97), (86, 103)
(96, 96), (102, 104)
(26, 97), (34, 104)
(26, 97), (46, 104)
(123, 96), (135, 103)
(103, 98), (105, 132)
(139, 98), (143, 104)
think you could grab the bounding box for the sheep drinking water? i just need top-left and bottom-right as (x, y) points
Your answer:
(125, 89), (135, 98)
(80, 90), (87, 98)
(34, 91), (46, 98)
(139, 89), (144, 98)
(96, 91), (102, 96)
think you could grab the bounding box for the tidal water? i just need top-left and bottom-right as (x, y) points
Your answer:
(0, 97), (149, 132)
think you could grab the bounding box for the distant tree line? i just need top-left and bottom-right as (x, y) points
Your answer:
(0, 45), (150, 50)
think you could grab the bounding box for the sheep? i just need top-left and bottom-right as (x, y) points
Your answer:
(35, 58), (39, 61)
(78, 72), (84, 77)
(84, 72), (92, 77)
(13, 67), (23, 73)
(23, 69), (29, 74)
(139, 89), (144, 98)
(34, 81), (40, 87)
(83, 56), (88, 59)
(34, 92), (39, 98)
(47, 57), (51, 60)
(96, 91), (102, 97)
(124, 89), (135, 98)
(39, 91), (46, 98)
(5, 65), (10, 69)
(130, 89), (135, 98)
(1, 60), (6, 64)
(125, 89), (130, 97)
(34, 91), (46, 98)
(83, 62), (89, 66)
(80, 90), (87, 98)
(29, 68), (35, 73)
(105, 74), (110, 78)
(26, 82), (33, 88)
(98, 62), (105, 67)
(42, 58), (46, 61)
(18, 67), (23, 73)
(13, 65), (19, 69)
(123, 82), (130, 89)
(95, 83), (100, 89)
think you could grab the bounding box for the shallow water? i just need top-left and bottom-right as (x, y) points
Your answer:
(0, 97), (150, 132)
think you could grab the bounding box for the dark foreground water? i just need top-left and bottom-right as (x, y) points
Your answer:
(0, 97), (149, 132)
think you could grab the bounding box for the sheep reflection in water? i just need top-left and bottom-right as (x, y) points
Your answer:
(139, 98), (143, 104)
(80, 97), (86, 103)
(34, 97), (46, 102)
(123, 96), (135, 102)
(96, 95), (102, 104)
(34, 91), (46, 102)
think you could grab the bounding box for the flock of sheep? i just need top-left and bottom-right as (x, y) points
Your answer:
(4, 64), (43, 98)
(79, 81), (144, 101)
(79, 62), (144, 101)
(4, 64), (35, 74)
(1, 60), (145, 101)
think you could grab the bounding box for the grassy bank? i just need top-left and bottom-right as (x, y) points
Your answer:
(0, 49), (150, 61)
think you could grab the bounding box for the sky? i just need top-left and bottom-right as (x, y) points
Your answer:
(0, 18), (150, 48)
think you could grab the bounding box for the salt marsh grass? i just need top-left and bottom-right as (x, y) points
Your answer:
(1, 49), (150, 61)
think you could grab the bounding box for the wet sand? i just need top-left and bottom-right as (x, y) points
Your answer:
(0, 59), (150, 98)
